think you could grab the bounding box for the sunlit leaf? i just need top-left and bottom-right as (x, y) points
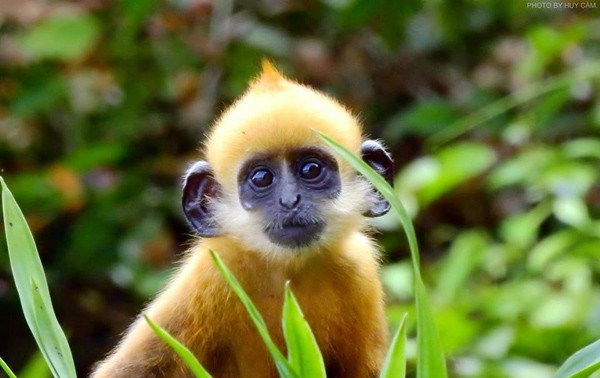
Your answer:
(380, 313), (408, 378)
(282, 282), (326, 377)
(144, 315), (212, 378)
(19, 16), (100, 61)
(555, 339), (600, 378)
(1, 177), (77, 378)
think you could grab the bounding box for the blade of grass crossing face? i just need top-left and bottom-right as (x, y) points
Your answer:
(318, 133), (448, 378)
(0, 357), (18, 378)
(1, 177), (76, 378)
(554, 338), (600, 378)
(282, 282), (326, 378)
(317, 133), (420, 270)
(210, 250), (299, 378)
(143, 315), (212, 378)
(380, 313), (408, 378)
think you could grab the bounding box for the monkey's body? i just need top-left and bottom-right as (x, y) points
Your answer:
(92, 62), (393, 377)
(92, 234), (386, 377)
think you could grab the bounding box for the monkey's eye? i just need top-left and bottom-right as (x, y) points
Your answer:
(300, 161), (323, 180)
(250, 169), (274, 188)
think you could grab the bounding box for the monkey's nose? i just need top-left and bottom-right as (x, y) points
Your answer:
(279, 194), (301, 209)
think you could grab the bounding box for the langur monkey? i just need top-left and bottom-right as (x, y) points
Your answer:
(92, 61), (394, 378)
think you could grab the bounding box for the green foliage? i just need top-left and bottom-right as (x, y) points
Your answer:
(143, 315), (213, 378)
(18, 15), (100, 61)
(1, 178), (76, 378)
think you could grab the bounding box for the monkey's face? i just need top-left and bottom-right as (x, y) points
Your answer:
(182, 140), (393, 255)
(237, 147), (340, 248)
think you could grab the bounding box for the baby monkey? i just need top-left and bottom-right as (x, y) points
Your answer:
(92, 61), (394, 378)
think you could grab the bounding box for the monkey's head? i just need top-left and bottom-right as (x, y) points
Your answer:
(182, 61), (393, 255)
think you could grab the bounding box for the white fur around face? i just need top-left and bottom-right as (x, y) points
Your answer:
(211, 171), (373, 259)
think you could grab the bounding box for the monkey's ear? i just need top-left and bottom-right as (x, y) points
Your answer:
(361, 140), (394, 217)
(182, 161), (222, 237)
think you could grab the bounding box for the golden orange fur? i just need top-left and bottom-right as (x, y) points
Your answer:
(91, 61), (388, 378)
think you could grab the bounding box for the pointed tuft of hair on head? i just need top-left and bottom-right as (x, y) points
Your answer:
(252, 59), (286, 90)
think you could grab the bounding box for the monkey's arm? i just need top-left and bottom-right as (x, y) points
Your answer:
(91, 250), (221, 378)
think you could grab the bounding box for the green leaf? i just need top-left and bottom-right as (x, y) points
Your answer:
(282, 282), (326, 378)
(0, 357), (18, 378)
(18, 352), (50, 378)
(555, 338), (600, 378)
(435, 230), (488, 305)
(210, 251), (298, 378)
(19, 15), (100, 61)
(379, 313), (408, 378)
(1, 177), (77, 378)
(143, 315), (212, 378)
(317, 132), (447, 378)
(398, 142), (496, 206)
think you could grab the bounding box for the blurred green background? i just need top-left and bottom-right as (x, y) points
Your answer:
(1, 0), (599, 377)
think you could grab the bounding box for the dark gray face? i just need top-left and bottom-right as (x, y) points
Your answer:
(237, 147), (341, 248)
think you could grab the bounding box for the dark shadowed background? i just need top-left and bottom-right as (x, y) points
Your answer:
(1, 0), (599, 377)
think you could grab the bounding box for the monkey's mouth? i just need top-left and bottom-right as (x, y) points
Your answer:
(264, 218), (324, 248)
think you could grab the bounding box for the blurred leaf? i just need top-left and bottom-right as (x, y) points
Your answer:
(528, 230), (580, 272)
(398, 142), (496, 205)
(63, 143), (127, 172)
(282, 282), (326, 378)
(210, 251), (298, 378)
(19, 15), (100, 61)
(562, 139), (600, 160)
(318, 132), (448, 378)
(385, 100), (459, 141)
(380, 313), (408, 378)
(1, 177), (77, 378)
(0, 358), (17, 378)
(435, 230), (489, 304)
(488, 147), (555, 189)
(144, 315), (212, 378)
(9, 73), (66, 116)
(555, 338), (600, 378)
(553, 197), (591, 229)
(381, 262), (413, 300)
(538, 162), (596, 197)
(499, 203), (551, 249)
(19, 352), (51, 378)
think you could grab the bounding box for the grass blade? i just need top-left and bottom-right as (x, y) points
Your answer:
(0, 357), (18, 378)
(1, 177), (77, 378)
(282, 282), (326, 378)
(380, 313), (408, 378)
(143, 315), (213, 378)
(554, 338), (600, 378)
(318, 132), (448, 378)
(210, 250), (298, 378)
